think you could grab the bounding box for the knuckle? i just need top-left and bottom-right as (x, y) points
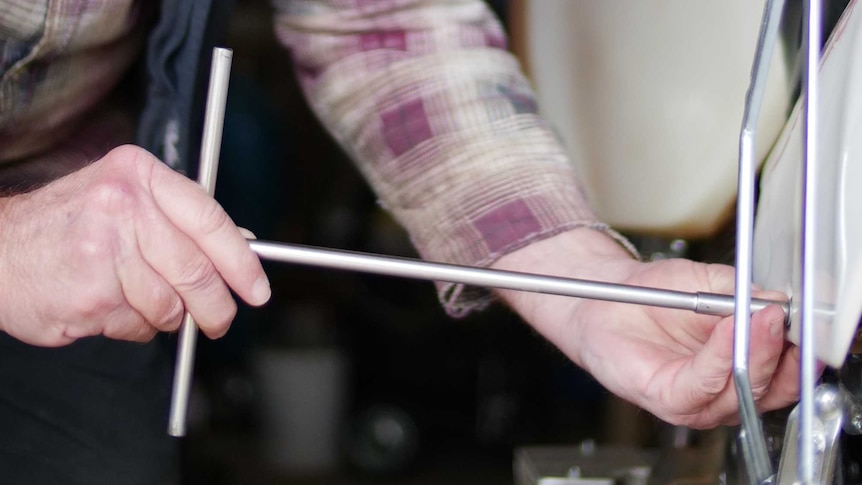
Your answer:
(83, 178), (138, 215)
(46, 323), (77, 347)
(105, 144), (162, 179)
(69, 289), (120, 321)
(676, 411), (715, 430)
(204, 302), (237, 338)
(750, 381), (771, 401)
(155, 297), (185, 332)
(140, 280), (184, 330)
(175, 257), (220, 294)
(66, 188), (138, 265)
(133, 327), (159, 343)
(196, 200), (232, 236)
(673, 414), (697, 428)
(69, 230), (114, 262)
(193, 300), (237, 339)
(106, 144), (147, 165)
(104, 320), (156, 343)
(693, 375), (725, 399)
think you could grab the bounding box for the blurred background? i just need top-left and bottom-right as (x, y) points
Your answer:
(182, 1), (650, 484)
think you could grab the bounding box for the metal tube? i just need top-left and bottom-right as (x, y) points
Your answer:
(734, 0), (786, 482)
(248, 240), (788, 318)
(800, 1), (823, 481)
(169, 47), (233, 438)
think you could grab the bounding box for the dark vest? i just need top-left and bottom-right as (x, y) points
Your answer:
(136, 0), (235, 177)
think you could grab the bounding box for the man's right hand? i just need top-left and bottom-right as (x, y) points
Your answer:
(0, 145), (270, 347)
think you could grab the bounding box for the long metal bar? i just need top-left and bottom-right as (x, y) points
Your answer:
(249, 240), (788, 319)
(169, 47), (233, 437)
(776, 385), (842, 485)
(799, 0), (823, 481)
(734, 0), (786, 482)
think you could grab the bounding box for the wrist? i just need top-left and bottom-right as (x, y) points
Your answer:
(489, 227), (642, 364)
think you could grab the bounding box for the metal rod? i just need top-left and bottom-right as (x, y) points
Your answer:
(734, 0), (786, 482)
(169, 47), (233, 438)
(800, 0), (823, 481)
(249, 240), (789, 319)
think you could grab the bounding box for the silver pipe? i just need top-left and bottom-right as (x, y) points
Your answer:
(734, 0), (786, 482)
(169, 47), (233, 438)
(800, 0), (822, 481)
(249, 240), (788, 319)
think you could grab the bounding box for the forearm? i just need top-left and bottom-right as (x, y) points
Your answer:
(273, 0), (625, 315)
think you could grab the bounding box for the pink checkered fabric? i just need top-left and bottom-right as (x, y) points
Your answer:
(273, 0), (634, 315)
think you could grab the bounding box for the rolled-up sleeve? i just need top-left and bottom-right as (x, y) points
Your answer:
(272, 0), (634, 316)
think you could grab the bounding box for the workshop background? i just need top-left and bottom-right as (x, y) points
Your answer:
(180, 1), (660, 484)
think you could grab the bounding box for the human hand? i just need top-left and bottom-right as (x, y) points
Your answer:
(491, 228), (800, 429)
(0, 145), (270, 346)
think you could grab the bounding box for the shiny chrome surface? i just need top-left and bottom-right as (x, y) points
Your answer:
(248, 240), (787, 318)
(799, 0), (824, 481)
(169, 47), (233, 438)
(734, 0), (786, 481)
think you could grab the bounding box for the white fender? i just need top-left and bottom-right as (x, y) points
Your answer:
(517, 0), (793, 238)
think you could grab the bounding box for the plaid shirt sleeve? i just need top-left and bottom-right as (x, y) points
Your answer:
(271, 0), (636, 317)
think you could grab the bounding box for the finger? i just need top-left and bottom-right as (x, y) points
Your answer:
(677, 315), (735, 406)
(134, 202), (238, 338)
(103, 317), (159, 343)
(144, 159), (270, 307)
(114, 241), (185, 333)
(668, 314), (759, 428)
(64, 294), (160, 343)
(58, 318), (106, 341)
(756, 345), (803, 412)
(60, 299), (154, 343)
(693, 305), (787, 427)
(745, 304), (787, 400)
(657, 318), (733, 428)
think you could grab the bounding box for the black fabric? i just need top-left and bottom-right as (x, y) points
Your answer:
(0, 334), (178, 485)
(0, 1), (236, 483)
(137, 0), (236, 176)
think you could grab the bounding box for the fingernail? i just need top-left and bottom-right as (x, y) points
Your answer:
(770, 314), (784, 338)
(239, 227), (257, 240)
(252, 276), (271, 305)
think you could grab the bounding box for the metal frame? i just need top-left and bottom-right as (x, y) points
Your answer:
(734, 1), (788, 481)
(739, 1), (838, 484)
(799, 0), (825, 481)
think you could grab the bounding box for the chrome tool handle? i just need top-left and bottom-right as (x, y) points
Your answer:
(248, 240), (789, 320)
(168, 47), (232, 438)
